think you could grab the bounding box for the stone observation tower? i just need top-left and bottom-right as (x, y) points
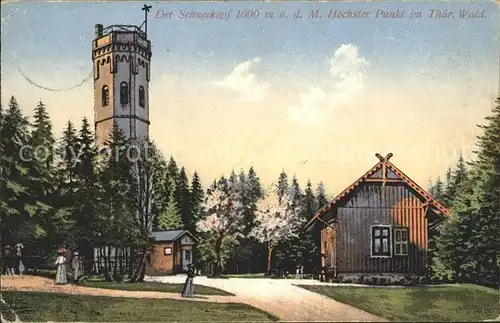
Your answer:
(92, 5), (153, 147)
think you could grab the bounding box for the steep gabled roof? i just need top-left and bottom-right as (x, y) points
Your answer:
(304, 153), (451, 231)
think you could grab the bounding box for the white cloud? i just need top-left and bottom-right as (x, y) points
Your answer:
(213, 57), (269, 102)
(287, 86), (326, 125)
(287, 44), (369, 125)
(329, 44), (369, 80)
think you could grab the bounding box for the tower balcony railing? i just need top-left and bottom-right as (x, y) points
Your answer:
(102, 25), (147, 39)
(93, 24), (151, 52)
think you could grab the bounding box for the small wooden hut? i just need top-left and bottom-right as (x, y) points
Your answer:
(149, 230), (197, 274)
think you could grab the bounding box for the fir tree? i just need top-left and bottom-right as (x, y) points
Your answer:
(434, 98), (500, 288)
(53, 120), (83, 250)
(243, 167), (264, 273)
(176, 167), (192, 230)
(56, 121), (79, 193)
(451, 153), (468, 199)
(303, 180), (316, 219)
(96, 122), (135, 259)
(1, 97), (45, 245)
(247, 167), (263, 201)
(190, 171), (205, 227)
(432, 176), (445, 204)
(276, 170), (289, 203)
(229, 169), (237, 184)
(75, 118), (97, 184)
(31, 100), (56, 168)
(29, 100), (68, 252)
(246, 167), (264, 228)
(28, 100), (56, 209)
(157, 177), (183, 230)
(166, 156), (179, 183)
(442, 167), (453, 207)
(73, 118), (100, 255)
(236, 170), (251, 232)
(316, 182), (329, 209)
(290, 174), (303, 205)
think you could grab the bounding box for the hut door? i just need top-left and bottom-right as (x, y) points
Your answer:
(182, 249), (192, 271)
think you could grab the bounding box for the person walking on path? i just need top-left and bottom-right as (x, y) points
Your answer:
(181, 264), (195, 298)
(71, 251), (82, 282)
(54, 249), (68, 285)
(3, 245), (15, 276)
(14, 242), (25, 275)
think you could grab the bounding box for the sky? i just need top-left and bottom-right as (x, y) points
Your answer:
(1, 1), (499, 196)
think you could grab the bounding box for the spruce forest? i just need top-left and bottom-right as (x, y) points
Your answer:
(1, 95), (499, 288)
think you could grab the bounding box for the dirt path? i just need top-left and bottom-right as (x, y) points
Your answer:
(3, 275), (386, 322)
(147, 275), (387, 322)
(1, 275), (238, 303)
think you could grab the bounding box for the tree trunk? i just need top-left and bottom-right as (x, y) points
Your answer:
(267, 244), (274, 275)
(214, 238), (223, 277)
(118, 246), (123, 278)
(113, 247), (119, 279)
(100, 247), (107, 278)
(127, 247), (133, 278)
(106, 246), (114, 282)
(130, 248), (148, 282)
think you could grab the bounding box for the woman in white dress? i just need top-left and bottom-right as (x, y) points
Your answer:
(15, 242), (25, 275)
(55, 249), (67, 285)
(71, 252), (82, 282)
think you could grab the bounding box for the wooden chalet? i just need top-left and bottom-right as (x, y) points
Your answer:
(148, 230), (197, 274)
(304, 153), (451, 281)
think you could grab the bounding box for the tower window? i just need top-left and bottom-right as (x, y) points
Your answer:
(102, 85), (109, 106)
(139, 86), (145, 108)
(120, 82), (129, 105)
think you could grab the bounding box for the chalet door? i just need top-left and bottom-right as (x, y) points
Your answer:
(322, 226), (337, 271)
(182, 249), (192, 271)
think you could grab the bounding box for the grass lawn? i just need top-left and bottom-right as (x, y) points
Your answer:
(0, 295), (17, 322)
(298, 284), (500, 322)
(80, 281), (234, 296)
(1, 291), (277, 322)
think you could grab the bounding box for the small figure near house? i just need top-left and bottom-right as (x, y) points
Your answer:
(295, 265), (300, 279)
(71, 251), (82, 282)
(54, 249), (67, 285)
(3, 245), (15, 276)
(14, 242), (25, 275)
(299, 264), (304, 279)
(181, 264), (195, 298)
(319, 266), (326, 282)
(14, 242), (23, 256)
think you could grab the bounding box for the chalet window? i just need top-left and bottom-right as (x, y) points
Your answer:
(394, 227), (409, 256)
(120, 81), (129, 105)
(102, 85), (109, 106)
(164, 247), (172, 255)
(139, 86), (145, 108)
(185, 250), (191, 260)
(371, 225), (391, 257)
